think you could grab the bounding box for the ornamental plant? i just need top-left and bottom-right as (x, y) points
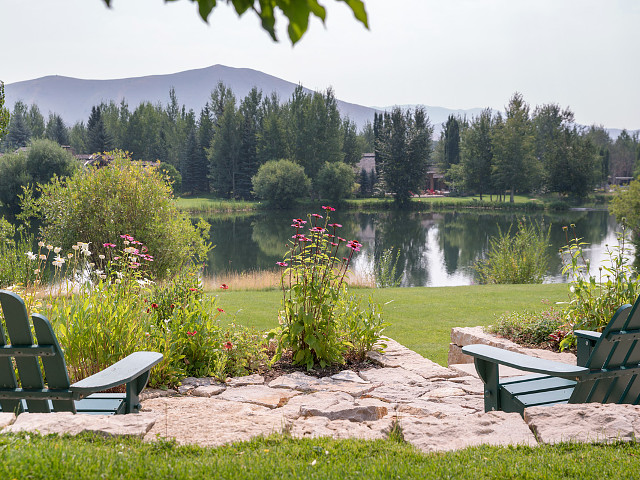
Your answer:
(269, 206), (386, 370)
(557, 224), (638, 350)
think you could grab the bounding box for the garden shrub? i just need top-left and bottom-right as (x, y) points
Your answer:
(474, 219), (551, 284)
(36, 150), (209, 279)
(251, 159), (310, 205)
(269, 207), (387, 369)
(486, 308), (565, 349)
(315, 161), (355, 202)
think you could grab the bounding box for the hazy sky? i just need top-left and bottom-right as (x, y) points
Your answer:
(1, 0), (639, 129)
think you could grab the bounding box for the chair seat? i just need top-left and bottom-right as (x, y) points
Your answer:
(500, 374), (576, 412)
(0, 393), (126, 415)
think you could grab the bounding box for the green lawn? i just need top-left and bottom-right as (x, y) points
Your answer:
(2, 433), (639, 479)
(176, 194), (546, 214)
(214, 283), (568, 365)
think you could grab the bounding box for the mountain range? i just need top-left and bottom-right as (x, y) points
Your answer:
(5, 65), (635, 138)
(4, 65), (485, 133)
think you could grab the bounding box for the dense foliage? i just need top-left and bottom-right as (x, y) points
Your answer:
(474, 220), (551, 284)
(251, 159), (311, 205)
(0, 139), (77, 214)
(36, 151), (209, 278)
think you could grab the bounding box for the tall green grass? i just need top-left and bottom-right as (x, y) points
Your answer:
(1, 433), (639, 480)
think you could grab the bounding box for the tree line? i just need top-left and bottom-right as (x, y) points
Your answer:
(0, 83), (369, 201)
(1, 86), (639, 206)
(433, 93), (640, 201)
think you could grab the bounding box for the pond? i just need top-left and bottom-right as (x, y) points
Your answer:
(204, 208), (630, 287)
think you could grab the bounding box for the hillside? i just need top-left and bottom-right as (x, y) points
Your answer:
(5, 65), (484, 132)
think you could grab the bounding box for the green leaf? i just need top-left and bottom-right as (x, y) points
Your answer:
(338, 0), (368, 28)
(194, 0), (217, 22)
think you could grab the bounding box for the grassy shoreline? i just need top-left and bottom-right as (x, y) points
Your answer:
(176, 193), (610, 215)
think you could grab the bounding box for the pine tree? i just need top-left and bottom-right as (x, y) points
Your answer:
(45, 113), (69, 145)
(182, 125), (200, 194)
(87, 106), (113, 154)
(6, 108), (31, 148)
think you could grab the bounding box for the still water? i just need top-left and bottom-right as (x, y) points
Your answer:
(205, 209), (628, 287)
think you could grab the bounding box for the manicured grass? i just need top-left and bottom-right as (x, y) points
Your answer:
(2, 433), (639, 479)
(213, 283), (568, 365)
(176, 195), (259, 213)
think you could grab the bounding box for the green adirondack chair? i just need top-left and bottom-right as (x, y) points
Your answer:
(462, 298), (640, 416)
(0, 289), (163, 415)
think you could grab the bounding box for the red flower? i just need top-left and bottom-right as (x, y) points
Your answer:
(220, 284), (229, 290)
(102, 243), (116, 248)
(186, 330), (197, 337)
(310, 226), (325, 233)
(217, 308), (225, 313)
(321, 206), (336, 211)
(276, 261), (288, 267)
(189, 288), (198, 291)
(170, 304), (175, 309)
(151, 303), (158, 309)
(347, 240), (362, 252)
(223, 341), (233, 350)
(328, 223), (342, 228)
(311, 214), (323, 219)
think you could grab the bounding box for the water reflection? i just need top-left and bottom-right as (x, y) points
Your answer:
(205, 209), (629, 287)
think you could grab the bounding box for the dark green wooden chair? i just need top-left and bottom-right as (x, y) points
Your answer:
(462, 298), (640, 416)
(0, 289), (162, 415)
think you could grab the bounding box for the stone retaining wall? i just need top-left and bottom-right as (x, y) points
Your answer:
(448, 326), (576, 366)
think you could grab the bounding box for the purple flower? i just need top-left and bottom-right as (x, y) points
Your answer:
(276, 261), (288, 267)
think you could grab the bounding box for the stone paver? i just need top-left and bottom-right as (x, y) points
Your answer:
(525, 404), (640, 444)
(3, 412), (156, 437)
(400, 411), (537, 453)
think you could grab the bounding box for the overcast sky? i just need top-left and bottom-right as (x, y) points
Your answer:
(1, 0), (638, 129)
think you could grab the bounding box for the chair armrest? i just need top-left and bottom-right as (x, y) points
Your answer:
(574, 330), (601, 366)
(70, 351), (163, 396)
(462, 344), (588, 380)
(574, 330), (601, 342)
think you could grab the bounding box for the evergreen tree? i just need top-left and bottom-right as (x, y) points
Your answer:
(257, 93), (289, 165)
(208, 98), (242, 198)
(27, 104), (45, 139)
(182, 124), (200, 194)
(460, 108), (494, 199)
(442, 115), (461, 169)
(195, 103), (214, 193)
(237, 88), (263, 199)
(45, 113), (69, 145)
(6, 107), (31, 149)
(87, 106), (113, 154)
(69, 121), (88, 154)
(341, 118), (362, 166)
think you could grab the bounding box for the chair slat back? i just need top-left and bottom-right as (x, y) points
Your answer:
(32, 314), (75, 413)
(0, 291), (51, 413)
(0, 296), (21, 414)
(571, 299), (640, 405)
